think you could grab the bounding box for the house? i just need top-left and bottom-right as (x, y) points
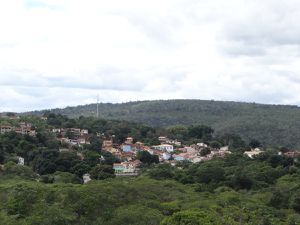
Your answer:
(28, 129), (37, 137)
(283, 151), (300, 158)
(69, 128), (81, 136)
(166, 139), (181, 146)
(125, 137), (133, 144)
(83, 174), (91, 184)
(220, 146), (229, 151)
(77, 137), (88, 145)
(192, 157), (202, 163)
(152, 144), (174, 152)
(244, 148), (264, 158)
(122, 144), (132, 152)
(103, 140), (113, 148)
(0, 125), (13, 134)
(174, 155), (185, 161)
(184, 147), (197, 154)
(113, 160), (140, 175)
(17, 156), (25, 166)
(69, 139), (78, 145)
(162, 152), (171, 161)
(40, 116), (48, 121)
(80, 129), (89, 135)
(135, 142), (144, 150)
(197, 143), (208, 148)
(52, 128), (61, 133)
(159, 136), (168, 143)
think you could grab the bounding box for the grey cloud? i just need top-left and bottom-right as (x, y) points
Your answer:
(219, 1), (300, 57)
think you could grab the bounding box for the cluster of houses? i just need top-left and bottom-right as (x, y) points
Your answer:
(98, 136), (232, 176)
(51, 128), (90, 146)
(0, 122), (37, 137)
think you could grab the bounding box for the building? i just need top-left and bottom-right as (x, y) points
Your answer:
(83, 174), (91, 184)
(17, 156), (25, 166)
(152, 144), (174, 152)
(0, 125), (13, 134)
(159, 136), (168, 143)
(244, 148), (264, 158)
(103, 140), (113, 148)
(283, 151), (300, 158)
(125, 137), (133, 144)
(197, 143), (208, 148)
(113, 161), (141, 175)
(80, 129), (89, 135)
(122, 144), (132, 152)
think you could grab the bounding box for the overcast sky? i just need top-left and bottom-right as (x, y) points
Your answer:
(1, 0), (300, 112)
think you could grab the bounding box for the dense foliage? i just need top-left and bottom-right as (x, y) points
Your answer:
(26, 99), (300, 148)
(1, 114), (300, 224)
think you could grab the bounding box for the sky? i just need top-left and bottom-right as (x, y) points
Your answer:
(1, 0), (300, 112)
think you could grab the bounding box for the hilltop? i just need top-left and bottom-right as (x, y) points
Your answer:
(25, 99), (300, 148)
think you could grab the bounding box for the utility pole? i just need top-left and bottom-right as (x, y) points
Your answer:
(96, 94), (99, 118)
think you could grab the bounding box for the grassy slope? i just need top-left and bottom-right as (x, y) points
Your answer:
(26, 99), (300, 148)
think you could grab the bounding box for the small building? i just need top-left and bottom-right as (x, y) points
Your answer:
(103, 140), (113, 148)
(122, 144), (132, 152)
(52, 128), (61, 133)
(283, 151), (300, 158)
(162, 152), (171, 161)
(83, 174), (91, 184)
(174, 155), (185, 161)
(125, 137), (133, 144)
(244, 148), (264, 158)
(0, 126), (13, 134)
(152, 144), (174, 153)
(159, 136), (168, 143)
(17, 156), (25, 166)
(197, 143), (208, 148)
(113, 161), (140, 175)
(80, 129), (89, 135)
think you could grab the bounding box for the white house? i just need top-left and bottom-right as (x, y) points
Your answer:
(244, 148), (264, 158)
(17, 156), (25, 166)
(83, 174), (91, 184)
(152, 144), (174, 152)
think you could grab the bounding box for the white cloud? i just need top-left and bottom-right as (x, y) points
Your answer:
(1, 0), (300, 112)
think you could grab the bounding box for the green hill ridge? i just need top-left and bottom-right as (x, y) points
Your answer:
(26, 99), (300, 148)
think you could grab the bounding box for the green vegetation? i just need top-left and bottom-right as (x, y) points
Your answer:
(0, 161), (300, 225)
(1, 113), (300, 224)
(26, 99), (300, 148)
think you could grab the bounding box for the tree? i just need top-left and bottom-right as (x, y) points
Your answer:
(200, 148), (211, 156)
(167, 125), (188, 140)
(188, 125), (214, 141)
(101, 151), (120, 165)
(137, 151), (159, 164)
(291, 195), (300, 213)
(71, 162), (91, 177)
(161, 210), (218, 225)
(84, 151), (101, 167)
(209, 141), (221, 149)
(88, 135), (102, 152)
(148, 164), (176, 180)
(90, 164), (115, 180)
(249, 139), (262, 149)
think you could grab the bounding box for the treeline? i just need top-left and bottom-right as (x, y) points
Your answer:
(0, 155), (300, 224)
(25, 99), (300, 148)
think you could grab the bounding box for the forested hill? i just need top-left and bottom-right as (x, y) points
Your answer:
(26, 99), (300, 148)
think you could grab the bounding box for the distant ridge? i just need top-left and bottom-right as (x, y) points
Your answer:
(25, 99), (300, 148)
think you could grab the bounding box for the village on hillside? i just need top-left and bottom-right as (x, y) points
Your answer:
(2, 115), (300, 183)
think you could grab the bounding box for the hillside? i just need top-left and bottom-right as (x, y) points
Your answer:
(26, 99), (300, 148)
